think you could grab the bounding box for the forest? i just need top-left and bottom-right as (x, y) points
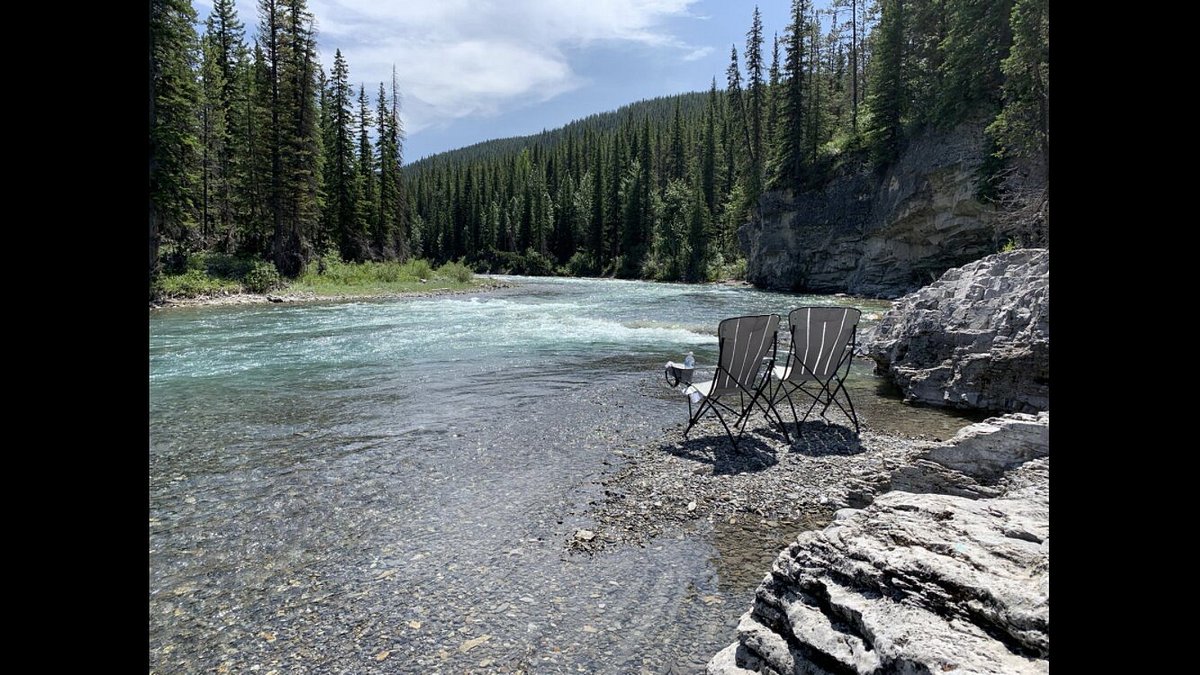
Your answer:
(149, 0), (1048, 294)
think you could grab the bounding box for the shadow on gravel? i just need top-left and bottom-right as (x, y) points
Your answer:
(783, 420), (866, 457)
(662, 434), (778, 475)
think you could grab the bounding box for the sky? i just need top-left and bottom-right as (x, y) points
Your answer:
(195, 1), (832, 162)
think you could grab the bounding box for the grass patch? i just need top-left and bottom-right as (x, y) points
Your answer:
(155, 269), (243, 298)
(285, 257), (481, 296)
(154, 252), (483, 300)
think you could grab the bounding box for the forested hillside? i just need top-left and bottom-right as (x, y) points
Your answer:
(149, 0), (1048, 291)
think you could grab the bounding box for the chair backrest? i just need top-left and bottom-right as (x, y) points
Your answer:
(785, 307), (861, 382)
(712, 314), (780, 396)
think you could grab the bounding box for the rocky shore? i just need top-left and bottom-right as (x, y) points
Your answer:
(568, 411), (930, 555)
(704, 412), (1049, 674)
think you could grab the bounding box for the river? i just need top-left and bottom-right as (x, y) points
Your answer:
(149, 276), (978, 673)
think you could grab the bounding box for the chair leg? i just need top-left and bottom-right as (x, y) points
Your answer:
(830, 378), (860, 433)
(710, 405), (739, 449)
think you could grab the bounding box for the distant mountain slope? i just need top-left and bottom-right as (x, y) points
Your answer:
(406, 91), (709, 170)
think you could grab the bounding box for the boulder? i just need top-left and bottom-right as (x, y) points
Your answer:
(708, 414), (1050, 675)
(866, 249), (1049, 413)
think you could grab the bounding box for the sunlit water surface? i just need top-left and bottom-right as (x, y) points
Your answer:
(149, 276), (979, 673)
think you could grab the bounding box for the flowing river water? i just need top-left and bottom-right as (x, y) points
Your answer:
(149, 276), (981, 673)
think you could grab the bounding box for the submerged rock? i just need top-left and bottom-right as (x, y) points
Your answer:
(866, 248), (1049, 413)
(708, 414), (1049, 674)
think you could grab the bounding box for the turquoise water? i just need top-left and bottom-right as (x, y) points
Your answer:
(149, 276), (972, 673)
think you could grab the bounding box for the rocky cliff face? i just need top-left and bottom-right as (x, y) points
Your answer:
(741, 122), (1007, 298)
(865, 249), (1049, 414)
(708, 413), (1049, 675)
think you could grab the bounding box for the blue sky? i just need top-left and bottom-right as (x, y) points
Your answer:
(195, 1), (832, 161)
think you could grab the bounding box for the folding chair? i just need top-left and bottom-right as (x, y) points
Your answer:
(769, 307), (862, 434)
(682, 314), (783, 449)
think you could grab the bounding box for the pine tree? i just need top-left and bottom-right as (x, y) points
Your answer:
(744, 7), (765, 200)
(589, 137), (605, 264)
(198, 29), (228, 248)
(766, 33), (781, 165)
(775, 0), (809, 187)
(605, 133), (624, 260)
(323, 49), (362, 260)
(667, 98), (686, 182)
(356, 84), (377, 243)
(700, 79), (718, 213)
(866, 0), (906, 166)
(938, 0), (1013, 126)
(150, 0), (201, 277)
(376, 79), (405, 259)
(205, 0), (246, 250)
(987, 0), (1047, 163)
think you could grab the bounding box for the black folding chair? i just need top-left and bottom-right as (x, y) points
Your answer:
(769, 307), (862, 434)
(682, 314), (784, 449)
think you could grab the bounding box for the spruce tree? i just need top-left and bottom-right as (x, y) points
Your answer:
(938, 0), (1013, 126)
(744, 7), (765, 199)
(357, 84), (377, 243)
(324, 49), (361, 260)
(987, 0), (1047, 163)
(700, 79), (718, 213)
(774, 0), (809, 188)
(198, 29), (228, 248)
(150, 0), (201, 276)
(866, 0), (906, 166)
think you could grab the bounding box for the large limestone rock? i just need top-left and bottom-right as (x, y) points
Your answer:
(866, 249), (1049, 413)
(845, 412), (1049, 506)
(708, 415), (1050, 675)
(741, 121), (1012, 298)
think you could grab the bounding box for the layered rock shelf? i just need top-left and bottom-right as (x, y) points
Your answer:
(707, 413), (1049, 675)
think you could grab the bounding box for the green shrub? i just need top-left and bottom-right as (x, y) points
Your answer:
(243, 261), (283, 293)
(157, 270), (241, 298)
(521, 249), (556, 276)
(719, 257), (747, 280)
(401, 258), (434, 280)
(564, 251), (601, 277)
(436, 260), (474, 283)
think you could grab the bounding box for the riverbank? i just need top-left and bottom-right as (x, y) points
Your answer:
(149, 277), (515, 310)
(567, 407), (929, 555)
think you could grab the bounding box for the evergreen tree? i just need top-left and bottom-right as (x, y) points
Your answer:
(589, 138), (605, 264)
(744, 7), (765, 200)
(202, 0), (245, 250)
(987, 0), (1047, 163)
(938, 0), (1013, 126)
(774, 0), (809, 187)
(700, 78), (718, 213)
(766, 33), (781, 164)
(667, 98), (686, 182)
(866, 0), (906, 166)
(150, 0), (201, 275)
(357, 84), (377, 242)
(198, 29), (228, 247)
(323, 49), (362, 260)
(605, 133), (624, 260)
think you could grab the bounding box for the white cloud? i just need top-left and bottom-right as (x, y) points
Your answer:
(301, 0), (705, 134)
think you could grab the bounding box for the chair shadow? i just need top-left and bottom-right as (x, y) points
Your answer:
(781, 419), (867, 457)
(662, 433), (779, 476)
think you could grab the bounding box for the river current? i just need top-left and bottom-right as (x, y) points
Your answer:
(149, 276), (976, 673)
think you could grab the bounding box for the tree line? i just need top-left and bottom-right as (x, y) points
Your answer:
(150, 0), (1048, 287)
